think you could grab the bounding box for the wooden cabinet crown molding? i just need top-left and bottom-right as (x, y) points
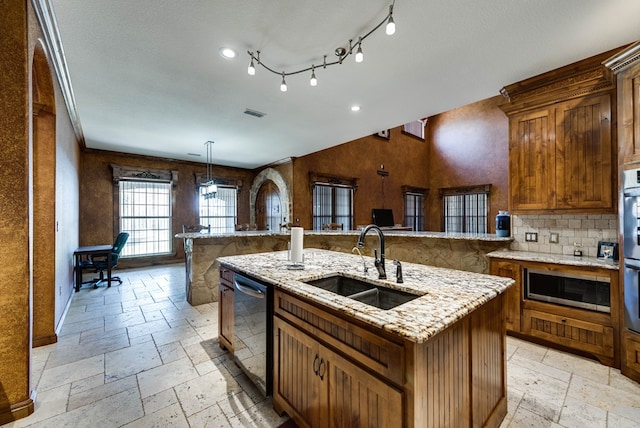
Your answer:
(499, 46), (626, 115)
(604, 40), (640, 75)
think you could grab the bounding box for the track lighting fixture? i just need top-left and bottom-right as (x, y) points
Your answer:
(246, 1), (396, 92)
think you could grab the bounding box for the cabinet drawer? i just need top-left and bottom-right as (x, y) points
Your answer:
(220, 268), (234, 284)
(275, 289), (404, 386)
(622, 331), (640, 383)
(523, 309), (614, 358)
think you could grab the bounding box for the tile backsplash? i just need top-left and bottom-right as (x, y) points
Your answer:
(510, 214), (618, 257)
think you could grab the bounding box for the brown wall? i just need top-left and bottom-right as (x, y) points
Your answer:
(425, 96), (509, 232)
(79, 150), (255, 267)
(0, 1), (33, 417)
(291, 128), (430, 229)
(0, 1), (82, 420)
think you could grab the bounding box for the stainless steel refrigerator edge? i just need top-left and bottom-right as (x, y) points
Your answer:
(622, 168), (640, 333)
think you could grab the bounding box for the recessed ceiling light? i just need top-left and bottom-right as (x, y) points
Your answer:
(351, 105), (361, 112)
(219, 47), (237, 59)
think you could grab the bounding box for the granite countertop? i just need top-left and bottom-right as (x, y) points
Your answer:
(487, 250), (619, 271)
(217, 249), (514, 344)
(177, 229), (513, 242)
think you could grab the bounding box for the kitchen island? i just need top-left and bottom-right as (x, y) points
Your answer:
(218, 249), (514, 428)
(177, 229), (511, 305)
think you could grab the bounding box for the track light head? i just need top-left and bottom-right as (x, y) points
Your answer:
(310, 66), (317, 86)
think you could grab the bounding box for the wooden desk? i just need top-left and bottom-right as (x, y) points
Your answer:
(74, 244), (113, 292)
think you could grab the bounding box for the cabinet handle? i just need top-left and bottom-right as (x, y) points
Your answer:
(313, 353), (319, 375)
(561, 319), (566, 323)
(318, 358), (326, 380)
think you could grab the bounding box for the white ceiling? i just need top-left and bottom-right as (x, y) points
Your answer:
(51, 0), (640, 169)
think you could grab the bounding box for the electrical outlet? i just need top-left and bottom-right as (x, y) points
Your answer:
(549, 232), (559, 244)
(525, 232), (538, 242)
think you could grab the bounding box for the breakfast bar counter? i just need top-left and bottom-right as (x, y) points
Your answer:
(176, 229), (512, 305)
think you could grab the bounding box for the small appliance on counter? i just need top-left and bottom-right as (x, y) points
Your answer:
(495, 211), (510, 237)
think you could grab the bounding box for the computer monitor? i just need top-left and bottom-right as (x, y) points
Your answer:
(372, 208), (394, 227)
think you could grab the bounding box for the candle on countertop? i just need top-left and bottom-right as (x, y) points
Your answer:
(291, 227), (304, 264)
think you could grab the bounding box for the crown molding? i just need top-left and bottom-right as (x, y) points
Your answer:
(603, 40), (640, 75)
(498, 46), (624, 115)
(32, 0), (85, 148)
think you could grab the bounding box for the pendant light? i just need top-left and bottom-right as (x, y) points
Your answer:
(202, 140), (217, 200)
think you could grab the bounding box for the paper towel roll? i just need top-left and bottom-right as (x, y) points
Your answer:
(290, 227), (304, 264)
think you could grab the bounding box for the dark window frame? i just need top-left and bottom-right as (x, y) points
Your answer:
(440, 184), (491, 233)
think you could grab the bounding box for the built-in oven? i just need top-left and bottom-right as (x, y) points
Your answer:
(623, 168), (640, 333)
(233, 272), (273, 396)
(525, 269), (611, 313)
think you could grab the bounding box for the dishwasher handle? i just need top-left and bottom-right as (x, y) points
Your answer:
(234, 274), (266, 299)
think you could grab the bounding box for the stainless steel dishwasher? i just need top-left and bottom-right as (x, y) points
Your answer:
(233, 272), (273, 396)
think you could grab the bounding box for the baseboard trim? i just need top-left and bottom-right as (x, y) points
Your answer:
(0, 393), (35, 425)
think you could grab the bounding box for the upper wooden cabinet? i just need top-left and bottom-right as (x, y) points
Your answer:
(605, 41), (640, 164)
(555, 94), (612, 210)
(501, 47), (622, 214)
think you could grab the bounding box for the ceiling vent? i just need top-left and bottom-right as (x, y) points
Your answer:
(244, 108), (266, 118)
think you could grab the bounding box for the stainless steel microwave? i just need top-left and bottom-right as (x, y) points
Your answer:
(525, 268), (611, 313)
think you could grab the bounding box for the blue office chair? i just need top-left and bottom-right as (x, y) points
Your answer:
(82, 232), (129, 287)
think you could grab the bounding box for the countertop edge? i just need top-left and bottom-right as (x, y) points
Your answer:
(178, 230), (513, 242)
(218, 249), (515, 344)
(487, 250), (619, 270)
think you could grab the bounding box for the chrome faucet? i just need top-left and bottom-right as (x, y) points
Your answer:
(357, 224), (386, 279)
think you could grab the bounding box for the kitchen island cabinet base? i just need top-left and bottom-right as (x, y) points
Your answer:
(273, 288), (507, 428)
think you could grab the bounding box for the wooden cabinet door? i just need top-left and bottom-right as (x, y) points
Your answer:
(218, 279), (234, 351)
(621, 331), (640, 383)
(509, 109), (556, 211)
(490, 260), (522, 332)
(325, 347), (403, 428)
(274, 316), (403, 428)
(274, 316), (326, 428)
(619, 61), (640, 163)
(555, 94), (613, 210)
(218, 268), (235, 351)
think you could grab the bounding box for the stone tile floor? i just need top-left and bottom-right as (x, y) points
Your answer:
(3, 263), (640, 427)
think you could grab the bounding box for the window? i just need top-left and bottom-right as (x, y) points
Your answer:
(313, 184), (354, 230)
(402, 119), (426, 141)
(404, 192), (425, 231)
(310, 172), (358, 231)
(440, 185), (491, 233)
(119, 180), (172, 257)
(199, 186), (237, 233)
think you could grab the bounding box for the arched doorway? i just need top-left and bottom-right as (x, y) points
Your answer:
(255, 180), (281, 231)
(249, 168), (291, 229)
(31, 41), (57, 347)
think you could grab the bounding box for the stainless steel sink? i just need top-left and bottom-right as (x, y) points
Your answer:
(304, 274), (419, 310)
(304, 275), (375, 296)
(347, 287), (419, 310)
